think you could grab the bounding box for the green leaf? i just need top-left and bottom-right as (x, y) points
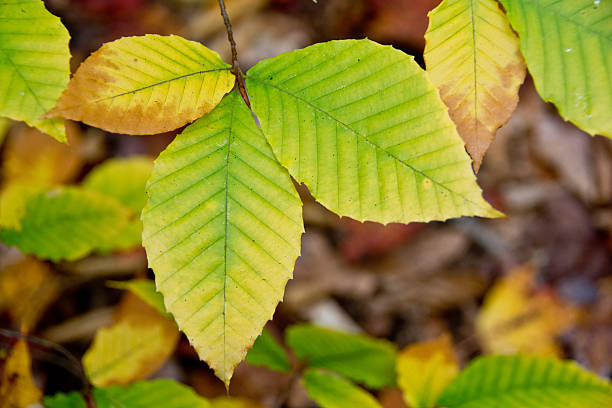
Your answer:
(47, 34), (235, 135)
(498, 0), (612, 137)
(302, 369), (382, 408)
(0, 0), (70, 142)
(0, 187), (132, 261)
(286, 324), (397, 389)
(83, 156), (154, 251)
(107, 279), (168, 316)
(246, 39), (501, 224)
(438, 355), (612, 408)
(141, 90), (304, 386)
(245, 328), (291, 373)
(83, 157), (154, 211)
(44, 379), (210, 408)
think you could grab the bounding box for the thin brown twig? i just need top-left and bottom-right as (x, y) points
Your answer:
(217, 0), (251, 107)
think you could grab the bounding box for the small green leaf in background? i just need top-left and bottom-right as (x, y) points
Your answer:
(83, 156), (154, 252)
(44, 379), (210, 408)
(438, 355), (612, 408)
(396, 334), (459, 408)
(286, 324), (397, 389)
(0, 183), (45, 230)
(142, 90), (304, 386)
(0, 0), (71, 142)
(499, 0), (612, 138)
(83, 157), (153, 211)
(245, 328), (291, 373)
(247, 39), (501, 224)
(302, 369), (382, 408)
(107, 280), (168, 316)
(0, 187), (132, 261)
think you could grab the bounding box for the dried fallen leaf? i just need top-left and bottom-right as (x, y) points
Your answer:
(396, 334), (459, 408)
(82, 292), (179, 387)
(2, 124), (82, 188)
(476, 264), (577, 356)
(0, 257), (60, 333)
(0, 340), (42, 408)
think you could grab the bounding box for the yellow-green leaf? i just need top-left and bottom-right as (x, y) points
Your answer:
(83, 156), (153, 211)
(0, 0), (70, 142)
(424, 0), (526, 171)
(302, 369), (382, 408)
(83, 156), (153, 251)
(142, 90), (304, 386)
(246, 39), (501, 224)
(107, 279), (168, 316)
(45, 380), (211, 408)
(438, 355), (612, 408)
(396, 334), (459, 408)
(245, 329), (291, 373)
(286, 324), (397, 389)
(0, 187), (132, 261)
(47, 34), (235, 135)
(498, 0), (612, 137)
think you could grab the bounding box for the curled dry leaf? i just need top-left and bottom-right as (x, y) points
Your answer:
(46, 34), (235, 135)
(425, 0), (526, 171)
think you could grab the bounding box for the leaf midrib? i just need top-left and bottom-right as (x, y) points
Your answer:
(246, 74), (485, 208)
(92, 67), (232, 104)
(221, 92), (237, 381)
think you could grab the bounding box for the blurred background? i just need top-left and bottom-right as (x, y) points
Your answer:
(0, 0), (611, 406)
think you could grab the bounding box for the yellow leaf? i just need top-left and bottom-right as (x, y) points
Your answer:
(0, 340), (42, 408)
(0, 257), (60, 333)
(46, 34), (235, 135)
(396, 334), (459, 408)
(425, 0), (526, 171)
(0, 183), (44, 230)
(83, 293), (180, 387)
(476, 265), (577, 356)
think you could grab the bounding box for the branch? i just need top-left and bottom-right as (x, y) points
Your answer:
(218, 0), (250, 107)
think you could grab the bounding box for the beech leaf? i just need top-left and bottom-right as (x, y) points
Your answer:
(246, 39), (502, 224)
(46, 35), (235, 135)
(424, 0), (526, 171)
(142, 90), (304, 386)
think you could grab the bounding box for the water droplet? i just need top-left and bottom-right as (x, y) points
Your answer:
(564, 48), (572, 52)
